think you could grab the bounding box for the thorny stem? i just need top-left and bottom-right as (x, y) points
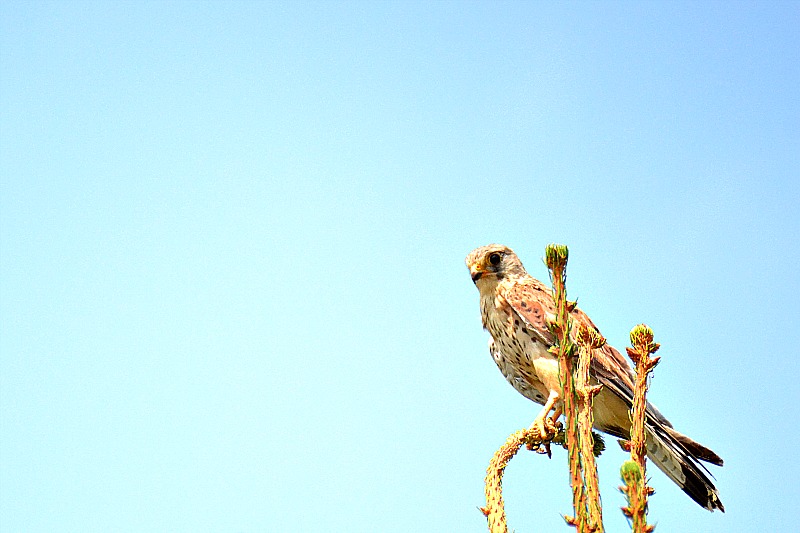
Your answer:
(481, 425), (605, 533)
(576, 326), (606, 533)
(481, 428), (554, 533)
(545, 244), (587, 531)
(622, 324), (661, 533)
(620, 461), (654, 533)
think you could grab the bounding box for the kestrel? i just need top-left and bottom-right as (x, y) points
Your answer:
(466, 244), (724, 512)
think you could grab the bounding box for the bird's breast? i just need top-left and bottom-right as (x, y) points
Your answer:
(480, 292), (560, 399)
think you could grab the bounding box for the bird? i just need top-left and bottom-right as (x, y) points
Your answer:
(465, 243), (724, 512)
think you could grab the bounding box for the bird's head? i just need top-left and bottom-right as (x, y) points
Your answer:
(465, 244), (527, 289)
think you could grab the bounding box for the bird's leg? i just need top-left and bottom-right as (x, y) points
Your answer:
(550, 406), (563, 428)
(530, 390), (559, 440)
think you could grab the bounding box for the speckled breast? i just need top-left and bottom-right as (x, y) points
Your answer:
(481, 295), (548, 406)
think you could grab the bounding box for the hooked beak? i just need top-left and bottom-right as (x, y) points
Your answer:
(469, 264), (484, 283)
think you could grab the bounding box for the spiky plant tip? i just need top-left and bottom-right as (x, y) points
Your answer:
(620, 460), (643, 484)
(577, 324), (607, 349)
(544, 243), (569, 271)
(629, 324), (654, 348)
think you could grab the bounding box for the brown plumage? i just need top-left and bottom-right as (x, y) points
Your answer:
(466, 244), (724, 512)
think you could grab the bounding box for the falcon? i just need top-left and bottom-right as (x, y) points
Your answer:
(466, 244), (724, 512)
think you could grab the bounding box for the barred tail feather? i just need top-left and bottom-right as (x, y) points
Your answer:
(645, 426), (725, 512)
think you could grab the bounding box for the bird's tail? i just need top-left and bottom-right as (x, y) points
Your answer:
(645, 425), (724, 512)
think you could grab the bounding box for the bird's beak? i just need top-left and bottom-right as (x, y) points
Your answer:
(470, 265), (483, 283)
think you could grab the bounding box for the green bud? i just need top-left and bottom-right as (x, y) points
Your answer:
(544, 243), (569, 270)
(620, 460), (642, 483)
(630, 324), (655, 353)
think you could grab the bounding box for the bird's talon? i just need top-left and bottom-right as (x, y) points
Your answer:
(530, 416), (557, 441)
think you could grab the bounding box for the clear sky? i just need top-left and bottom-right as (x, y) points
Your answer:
(1, 1), (798, 532)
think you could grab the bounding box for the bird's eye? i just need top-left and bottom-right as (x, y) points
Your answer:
(489, 253), (502, 266)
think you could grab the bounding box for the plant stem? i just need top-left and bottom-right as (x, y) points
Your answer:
(576, 326), (606, 533)
(482, 428), (550, 533)
(545, 244), (587, 531)
(623, 324), (661, 533)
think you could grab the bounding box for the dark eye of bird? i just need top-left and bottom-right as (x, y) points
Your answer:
(489, 253), (501, 266)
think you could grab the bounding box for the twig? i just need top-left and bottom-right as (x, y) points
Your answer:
(544, 244), (587, 531)
(481, 428), (552, 532)
(575, 325), (606, 533)
(621, 324), (660, 533)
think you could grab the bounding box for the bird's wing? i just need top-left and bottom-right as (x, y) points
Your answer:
(501, 276), (670, 426)
(498, 277), (557, 346)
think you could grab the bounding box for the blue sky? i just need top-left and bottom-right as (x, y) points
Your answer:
(1, 1), (798, 531)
